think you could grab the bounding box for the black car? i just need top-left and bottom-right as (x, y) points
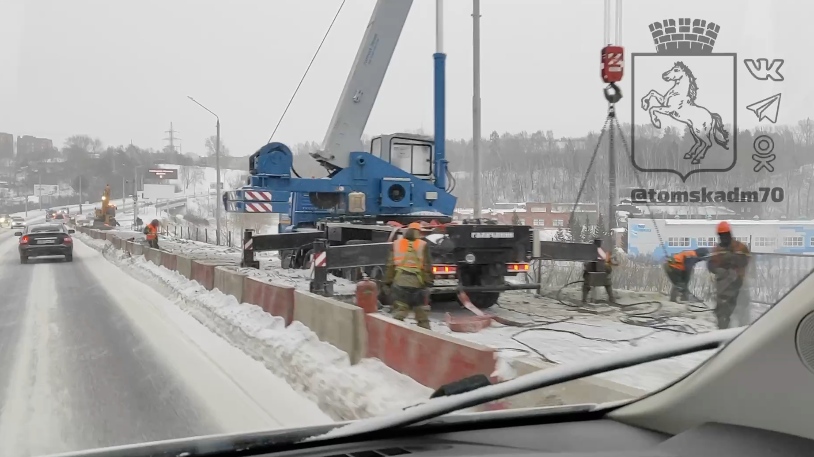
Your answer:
(17, 223), (75, 263)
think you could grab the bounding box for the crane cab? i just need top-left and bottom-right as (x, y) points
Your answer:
(370, 133), (434, 183)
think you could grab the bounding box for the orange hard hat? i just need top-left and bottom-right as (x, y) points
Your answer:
(407, 222), (422, 230)
(717, 221), (731, 234)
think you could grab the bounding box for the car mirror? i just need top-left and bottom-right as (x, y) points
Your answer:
(68, 229), (75, 234)
(14, 232), (22, 237)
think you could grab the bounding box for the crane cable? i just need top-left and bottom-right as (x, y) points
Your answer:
(565, 0), (698, 332)
(266, 0), (347, 145)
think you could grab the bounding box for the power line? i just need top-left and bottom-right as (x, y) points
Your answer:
(267, 0), (346, 143)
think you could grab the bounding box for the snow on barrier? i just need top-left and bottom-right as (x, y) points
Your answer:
(293, 290), (367, 364)
(190, 260), (223, 290)
(129, 240), (143, 256)
(214, 266), (245, 303)
(161, 251), (178, 271)
(242, 276), (295, 326)
(175, 255), (193, 279)
(78, 227), (652, 410)
(144, 247), (162, 266)
(366, 314), (497, 390)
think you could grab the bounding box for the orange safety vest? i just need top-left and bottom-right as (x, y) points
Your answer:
(667, 250), (696, 271)
(393, 238), (426, 277)
(145, 224), (157, 240)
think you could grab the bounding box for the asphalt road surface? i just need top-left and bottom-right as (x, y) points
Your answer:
(0, 229), (331, 457)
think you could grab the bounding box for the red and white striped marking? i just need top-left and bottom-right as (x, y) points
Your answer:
(245, 202), (274, 213)
(245, 191), (272, 201)
(244, 238), (253, 250)
(314, 251), (327, 268)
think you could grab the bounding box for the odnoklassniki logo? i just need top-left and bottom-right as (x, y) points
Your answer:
(632, 19), (737, 181)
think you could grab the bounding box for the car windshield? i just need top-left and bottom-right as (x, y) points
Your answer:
(1, 1), (810, 456)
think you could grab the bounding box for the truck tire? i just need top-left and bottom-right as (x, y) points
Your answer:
(467, 291), (500, 309)
(343, 240), (370, 281)
(460, 267), (502, 309)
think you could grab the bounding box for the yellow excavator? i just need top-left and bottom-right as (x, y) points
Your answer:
(93, 184), (118, 228)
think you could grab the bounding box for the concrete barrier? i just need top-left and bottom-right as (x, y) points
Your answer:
(243, 277), (295, 325)
(144, 247), (162, 266)
(365, 314), (497, 390)
(293, 290), (367, 364)
(176, 255), (193, 279)
(190, 260), (222, 290)
(130, 241), (143, 256)
(476, 357), (647, 411)
(214, 267), (245, 303)
(161, 251), (178, 271)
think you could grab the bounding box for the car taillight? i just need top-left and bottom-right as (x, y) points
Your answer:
(63, 237), (72, 244)
(506, 262), (530, 272)
(20, 235), (29, 244)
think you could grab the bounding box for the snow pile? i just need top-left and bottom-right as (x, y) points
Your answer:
(76, 233), (433, 420)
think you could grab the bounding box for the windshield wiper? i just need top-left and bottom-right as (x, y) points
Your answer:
(311, 327), (743, 442)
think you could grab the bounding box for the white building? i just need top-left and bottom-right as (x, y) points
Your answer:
(627, 218), (814, 260)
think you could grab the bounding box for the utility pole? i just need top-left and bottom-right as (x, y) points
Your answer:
(215, 118), (221, 245)
(188, 96), (222, 245)
(608, 119), (616, 249)
(78, 176), (82, 214)
(134, 167), (139, 226)
(38, 171), (42, 211)
(472, 0), (482, 219)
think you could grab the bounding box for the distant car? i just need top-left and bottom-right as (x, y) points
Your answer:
(17, 223), (75, 263)
(10, 217), (25, 230)
(53, 213), (66, 223)
(0, 214), (10, 228)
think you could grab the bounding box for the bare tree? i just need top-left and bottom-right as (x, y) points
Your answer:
(205, 135), (231, 157)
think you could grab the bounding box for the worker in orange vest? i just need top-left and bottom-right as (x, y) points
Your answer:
(663, 247), (710, 302)
(144, 219), (160, 249)
(707, 221), (751, 328)
(383, 222), (434, 330)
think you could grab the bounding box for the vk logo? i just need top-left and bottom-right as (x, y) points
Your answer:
(744, 58), (785, 81)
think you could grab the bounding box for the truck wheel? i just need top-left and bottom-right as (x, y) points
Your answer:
(460, 267), (502, 309)
(466, 291), (500, 309)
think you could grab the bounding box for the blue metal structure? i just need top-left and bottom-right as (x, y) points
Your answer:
(223, 0), (456, 228)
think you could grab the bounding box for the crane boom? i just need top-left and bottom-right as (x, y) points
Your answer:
(314, 0), (414, 170)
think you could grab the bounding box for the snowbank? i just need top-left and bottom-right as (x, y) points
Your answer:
(76, 234), (433, 421)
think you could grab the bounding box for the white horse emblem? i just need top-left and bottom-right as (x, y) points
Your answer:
(640, 61), (730, 165)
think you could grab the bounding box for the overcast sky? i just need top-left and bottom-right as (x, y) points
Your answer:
(0, 0), (809, 158)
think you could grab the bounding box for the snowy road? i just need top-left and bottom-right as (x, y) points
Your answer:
(0, 229), (331, 457)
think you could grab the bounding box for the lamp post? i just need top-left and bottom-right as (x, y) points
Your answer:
(188, 96), (221, 245)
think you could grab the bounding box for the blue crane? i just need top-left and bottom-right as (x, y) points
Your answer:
(223, 0), (456, 228)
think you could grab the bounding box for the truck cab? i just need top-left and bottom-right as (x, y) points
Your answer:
(369, 133), (435, 184)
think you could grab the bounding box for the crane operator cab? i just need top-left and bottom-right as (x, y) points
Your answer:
(370, 133), (434, 184)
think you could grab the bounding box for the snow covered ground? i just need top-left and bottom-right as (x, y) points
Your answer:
(76, 232), (434, 422)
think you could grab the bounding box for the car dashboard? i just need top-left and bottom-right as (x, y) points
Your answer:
(252, 418), (811, 457)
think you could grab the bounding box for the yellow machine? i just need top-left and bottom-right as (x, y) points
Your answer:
(93, 184), (118, 228)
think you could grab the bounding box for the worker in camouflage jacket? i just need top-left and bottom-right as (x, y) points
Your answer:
(582, 239), (617, 305)
(707, 221), (751, 329)
(383, 222), (434, 330)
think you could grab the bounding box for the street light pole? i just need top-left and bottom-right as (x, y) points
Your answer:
(472, 0), (482, 219)
(38, 172), (42, 211)
(188, 95), (222, 245)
